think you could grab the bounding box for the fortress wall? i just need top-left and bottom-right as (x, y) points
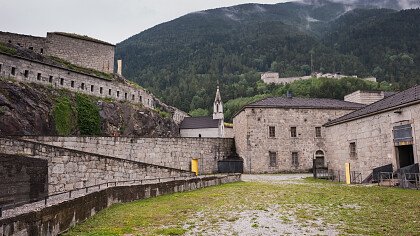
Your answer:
(0, 53), (152, 109)
(0, 53), (188, 123)
(0, 138), (193, 195)
(22, 136), (236, 174)
(0, 32), (46, 54)
(46, 33), (115, 74)
(0, 174), (240, 236)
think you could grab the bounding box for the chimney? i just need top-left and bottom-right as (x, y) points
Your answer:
(117, 59), (123, 76)
(286, 91), (293, 98)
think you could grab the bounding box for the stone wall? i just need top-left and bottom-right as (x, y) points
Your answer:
(344, 90), (385, 105)
(0, 155), (48, 208)
(0, 174), (241, 236)
(233, 107), (355, 173)
(325, 103), (420, 181)
(0, 32), (46, 54)
(0, 138), (194, 195)
(46, 33), (114, 74)
(180, 128), (221, 138)
(22, 136), (235, 174)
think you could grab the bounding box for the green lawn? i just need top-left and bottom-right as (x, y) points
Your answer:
(65, 178), (420, 236)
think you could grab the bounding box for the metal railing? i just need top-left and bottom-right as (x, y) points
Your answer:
(378, 172), (419, 190)
(0, 173), (238, 219)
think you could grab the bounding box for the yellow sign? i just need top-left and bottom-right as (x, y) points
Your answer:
(191, 159), (198, 176)
(345, 163), (351, 185)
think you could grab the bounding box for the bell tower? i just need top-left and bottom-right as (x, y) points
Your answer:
(213, 86), (224, 120)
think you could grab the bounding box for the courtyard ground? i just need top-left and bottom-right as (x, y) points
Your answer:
(65, 174), (420, 236)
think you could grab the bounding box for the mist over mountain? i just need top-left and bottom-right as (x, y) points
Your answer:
(116, 0), (420, 116)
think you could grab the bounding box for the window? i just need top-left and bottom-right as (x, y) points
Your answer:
(100, 87), (103, 94)
(91, 85), (94, 92)
(139, 95), (142, 102)
(24, 70), (29, 78)
(37, 73), (41, 80)
(11, 67), (16, 76)
(49, 76), (53, 83)
(269, 151), (277, 167)
(60, 78), (64, 85)
(109, 89), (112, 95)
(350, 142), (357, 158)
(71, 81), (75, 88)
(269, 126), (276, 138)
(40, 48), (44, 54)
(132, 94), (135, 101)
(292, 152), (299, 166)
(0, 64), (2, 73)
(291, 127), (297, 138)
(125, 92), (128, 100)
(117, 91), (120, 97)
(29, 47), (33, 51)
(315, 127), (322, 138)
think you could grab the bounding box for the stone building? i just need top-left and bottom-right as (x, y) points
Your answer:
(344, 90), (395, 105)
(180, 87), (225, 137)
(233, 96), (364, 173)
(325, 85), (420, 181)
(0, 31), (115, 73)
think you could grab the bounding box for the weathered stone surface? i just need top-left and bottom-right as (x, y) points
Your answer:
(325, 103), (420, 180)
(234, 107), (355, 173)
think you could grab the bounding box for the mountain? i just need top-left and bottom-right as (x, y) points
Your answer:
(116, 0), (420, 115)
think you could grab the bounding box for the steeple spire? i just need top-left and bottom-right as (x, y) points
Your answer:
(213, 86), (224, 120)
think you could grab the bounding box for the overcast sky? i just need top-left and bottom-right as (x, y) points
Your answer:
(0, 0), (291, 44)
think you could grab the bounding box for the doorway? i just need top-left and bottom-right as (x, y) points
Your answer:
(397, 145), (415, 168)
(314, 150), (325, 168)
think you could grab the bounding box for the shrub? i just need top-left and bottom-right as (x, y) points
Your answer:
(76, 94), (101, 135)
(53, 96), (75, 135)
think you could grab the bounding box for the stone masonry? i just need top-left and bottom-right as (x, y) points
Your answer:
(23, 136), (235, 175)
(234, 107), (356, 173)
(325, 103), (420, 181)
(0, 138), (194, 195)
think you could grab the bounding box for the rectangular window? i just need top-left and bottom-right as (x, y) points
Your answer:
(71, 81), (75, 88)
(315, 127), (322, 138)
(24, 70), (29, 78)
(60, 78), (64, 85)
(49, 76), (53, 83)
(292, 152), (299, 166)
(132, 94), (135, 101)
(291, 127), (297, 138)
(81, 83), (85, 90)
(350, 142), (357, 158)
(100, 87), (103, 94)
(109, 89), (112, 95)
(125, 92), (128, 100)
(40, 48), (44, 54)
(11, 67), (16, 76)
(269, 126), (276, 138)
(91, 85), (94, 92)
(37, 73), (41, 80)
(269, 151), (277, 167)
(139, 96), (142, 102)
(0, 64), (2, 73)
(29, 47), (33, 51)
(117, 91), (120, 97)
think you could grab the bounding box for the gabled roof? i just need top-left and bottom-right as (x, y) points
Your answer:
(180, 117), (219, 129)
(325, 85), (420, 127)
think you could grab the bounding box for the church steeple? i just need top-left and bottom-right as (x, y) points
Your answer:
(213, 86), (224, 120)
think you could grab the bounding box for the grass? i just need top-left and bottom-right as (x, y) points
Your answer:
(64, 178), (420, 236)
(0, 42), (17, 55)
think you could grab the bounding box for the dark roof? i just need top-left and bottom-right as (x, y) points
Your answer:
(180, 117), (220, 129)
(247, 97), (364, 109)
(325, 85), (420, 126)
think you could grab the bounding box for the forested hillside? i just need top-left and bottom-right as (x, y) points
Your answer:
(116, 0), (420, 118)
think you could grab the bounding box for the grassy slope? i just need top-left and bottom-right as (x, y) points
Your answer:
(65, 179), (420, 236)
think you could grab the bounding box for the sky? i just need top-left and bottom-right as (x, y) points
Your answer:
(0, 0), (290, 44)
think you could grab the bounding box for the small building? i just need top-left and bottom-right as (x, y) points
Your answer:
(344, 90), (395, 105)
(233, 95), (364, 173)
(180, 87), (225, 138)
(325, 85), (420, 181)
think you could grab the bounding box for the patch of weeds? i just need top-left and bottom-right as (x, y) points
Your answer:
(155, 227), (187, 235)
(76, 93), (101, 135)
(53, 96), (76, 135)
(251, 223), (259, 228)
(0, 42), (17, 55)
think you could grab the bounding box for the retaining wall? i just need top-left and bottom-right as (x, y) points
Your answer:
(22, 136), (235, 174)
(0, 174), (241, 236)
(0, 138), (193, 195)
